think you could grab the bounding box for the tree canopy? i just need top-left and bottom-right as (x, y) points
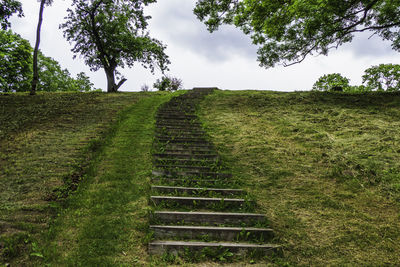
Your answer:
(0, 0), (23, 30)
(194, 0), (400, 68)
(0, 29), (32, 92)
(0, 29), (97, 92)
(60, 0), (170, 92)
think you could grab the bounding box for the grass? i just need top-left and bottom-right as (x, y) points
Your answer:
(0, 91), (177, 266)
(197, 90), (400, 265)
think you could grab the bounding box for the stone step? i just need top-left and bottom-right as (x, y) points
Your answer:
(154, 165), (216, 172)
(154, 158), (218, 165)
(151, 177), (230, 187)
(152, 170), (232, 178)
(161, 146), (214, 151)
(151, 185), (243, 196)
(148, 241), (279, 255)
(152, 211), (267, 225)
(157, 148), (215, 154)
(156, 115), (197, 118)
(155, 133), (206, 138)
(150, 225), (274, 241)
(153, 153), (218, 160)
(156, 122), (201, 126)
(150, 196), (246, 208)
(156, 138), (209, 144)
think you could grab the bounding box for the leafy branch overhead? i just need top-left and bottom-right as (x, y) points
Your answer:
(194, 0), (400, 68)
(60, 0), (170, 92)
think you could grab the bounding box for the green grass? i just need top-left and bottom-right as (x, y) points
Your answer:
(198, 90), (400, 266)
(0, 91), (177, 266)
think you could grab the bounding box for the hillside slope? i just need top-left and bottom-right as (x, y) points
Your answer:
(0, 91), (176, 265)
(198, 90), (400, 265)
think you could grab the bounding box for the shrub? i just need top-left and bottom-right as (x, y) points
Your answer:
(362, 64), (400, 91)
(153, 75), (183, 91)
(312, 73), (350, 92)
(141, 84), (150, 92)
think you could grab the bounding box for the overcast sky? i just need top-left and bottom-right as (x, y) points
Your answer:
(9, 0), (400, 92)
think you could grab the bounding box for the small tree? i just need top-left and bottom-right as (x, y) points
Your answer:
(362, 64), (400, 92)
(312, 73), (350, 92)
(60, 0), (170, 92)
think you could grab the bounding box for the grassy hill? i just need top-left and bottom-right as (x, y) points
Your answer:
(198, 90), (400, 265)
(1, 90), (399, 266)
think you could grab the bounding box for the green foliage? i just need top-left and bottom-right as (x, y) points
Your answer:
(312, 73), (350, 92)
(0, 29), (32, 92)
(37, 52), (97, 92)
(0, 29), (96, 92)
(60, 0), (170, 92)
(362, 64), (400, 91)
(194, 0), (400, 68)
(153, 75), (183, 91)
(0, 0), (23, 29)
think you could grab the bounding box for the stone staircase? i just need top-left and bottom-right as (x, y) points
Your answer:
(148, 88), (279, 259)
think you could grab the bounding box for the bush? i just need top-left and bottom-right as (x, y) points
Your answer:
(153, 75), (183, 91)
(141, 84), (150, 92)
(362, 64), (400, 91)
(312, 73), (350, 92)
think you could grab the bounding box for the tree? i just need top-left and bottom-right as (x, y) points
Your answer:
(31, 0), (53, 95)
(60, 0), (170, 92)
(0, 0), (23, 30)
(0, 29), (32, 92)
(362, 64), (400, 91)
(194, 0), (400, 68)
(312, 73), (350, 92)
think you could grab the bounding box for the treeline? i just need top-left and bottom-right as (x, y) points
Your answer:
(0, 29), (97, 93)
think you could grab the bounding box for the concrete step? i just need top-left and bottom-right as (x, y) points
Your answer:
(151, 185), (243, 196)
(153, 153), (218, 160)
(148, 240), (279, 255)
(152, 170), (232, 179)
(160, 146), (215, 152)
(150, 225), (274, 241)
(154, 165), (217, 172)
(150, 196), (246, 208)
(152, 211), (267, 225)
(156, 138), (210, 144)
(154, 158), (218, 165)
(151, 177), (229, 187)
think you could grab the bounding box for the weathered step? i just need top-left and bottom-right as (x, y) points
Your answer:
(150, 196), (246, 208)
(154, 158), (218, 165)
(151, 185), (243, 196)
(151, 177), (230, 187)
(152, 170), (232, 178)
(161, 146), (215, 152)
(156, 138), (209, 144)
(153, 153), (218, 160)
(154, 165), (216, 172)
(150, 225), (274, 241)
(156, 115), (197, 119)
(148, 241), (279, 255)
(152, 211), (267, 225)
(155, 133), (206, 139)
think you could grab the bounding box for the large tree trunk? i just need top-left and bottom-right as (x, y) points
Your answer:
(30, 0), (46, 95)
(105, 67), (127, 92)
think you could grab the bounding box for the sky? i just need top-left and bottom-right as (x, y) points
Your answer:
(9, 0), (400, 92)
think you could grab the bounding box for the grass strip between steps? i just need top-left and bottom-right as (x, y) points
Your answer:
(42, 92), (182, 266)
